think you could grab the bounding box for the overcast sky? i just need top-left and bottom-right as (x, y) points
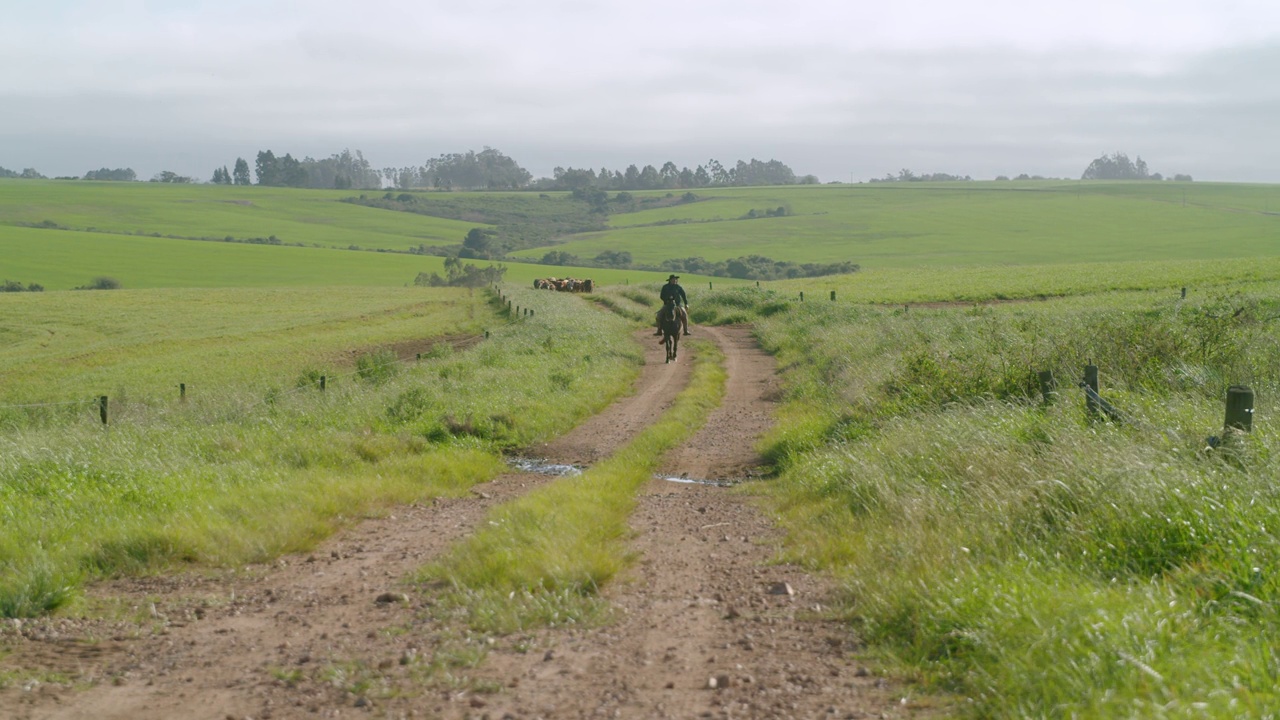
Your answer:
(3, 0), (1279, 183)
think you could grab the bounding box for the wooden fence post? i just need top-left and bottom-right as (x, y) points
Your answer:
(799, 291), (804, 302)
(830, 290), (836, 302)
(1038, 370), (1056, 404)
(179, 383), (186, 403)
(709, 281), (713, 290)
(99, 395), (108, 425)
(1225, 385), (1255, 432)
(1084, 364), (1099, 417)
(1181, 287), (1187, 299)
(320, 376), (327, 392)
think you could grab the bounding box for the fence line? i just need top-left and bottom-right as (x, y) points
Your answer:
(0, 286), (546, 426)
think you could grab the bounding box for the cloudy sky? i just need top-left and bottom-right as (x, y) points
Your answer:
(3, 0), (1278, 183)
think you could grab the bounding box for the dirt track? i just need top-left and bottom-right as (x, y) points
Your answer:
(0, 326), (923, 719)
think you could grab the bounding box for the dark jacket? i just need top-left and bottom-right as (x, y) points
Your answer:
(659, 282), (688, 307)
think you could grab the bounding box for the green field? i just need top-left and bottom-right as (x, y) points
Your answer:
(7, 177), (1280, 715)
(0, 180), (483, 250)
(0, 180), (730, 289)
(512, 182), (1280, 268)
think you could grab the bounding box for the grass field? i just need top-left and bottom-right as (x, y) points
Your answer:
(511, 182), (1280, 268)
(0, 225), (714, 290)
(0, 180), (484, 251)
(0, 285), (642, 616)
(693, 283), (1280, 716)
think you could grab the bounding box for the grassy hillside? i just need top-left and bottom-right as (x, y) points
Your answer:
(0, 225), (712, 290)
(511, 182), (1280, 268)
(0, 179), (483, 251)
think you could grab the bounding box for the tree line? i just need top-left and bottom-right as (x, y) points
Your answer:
(536, 158), (817, 192)
(1080, 152), (1191, 181)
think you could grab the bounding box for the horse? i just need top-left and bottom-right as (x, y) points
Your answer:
(658, 301), (682, 363)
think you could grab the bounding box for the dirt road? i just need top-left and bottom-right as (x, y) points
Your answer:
(0, 327), (922, 719)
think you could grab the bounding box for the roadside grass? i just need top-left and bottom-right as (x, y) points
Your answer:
(420, 339), (727, 634)
(694, 283), (1280, 716)
(0, 287), (641, 617)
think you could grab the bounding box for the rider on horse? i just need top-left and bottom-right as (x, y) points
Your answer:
(654, 274), (691, 338)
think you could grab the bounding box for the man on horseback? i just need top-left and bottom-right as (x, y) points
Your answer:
(654, 274), (691, 338)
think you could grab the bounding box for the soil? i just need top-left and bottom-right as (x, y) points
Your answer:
(0, 326), (936, 719)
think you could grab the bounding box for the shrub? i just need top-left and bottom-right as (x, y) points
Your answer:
(355, 349), (399, 384)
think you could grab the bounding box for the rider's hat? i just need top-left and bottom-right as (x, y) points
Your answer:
(667, 274), (680, 281)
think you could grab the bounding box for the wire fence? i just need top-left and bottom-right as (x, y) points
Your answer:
(0, 312), (524, 429)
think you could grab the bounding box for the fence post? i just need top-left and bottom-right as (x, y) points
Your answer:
(320, 376), (327, 392)
(756, 281), (760, 288)
(1084, 364), (1099, 417)
(99, 395), (108, 425)
(709, 281), (713, 290)
(830, 290), (836, 302)
(1225, 385), (1255, 432)
(1181, 287), (1187, 299)
(1038, 370), (1056, 404)
(179, 383), (186, 403)
(799, 291), (804, 302)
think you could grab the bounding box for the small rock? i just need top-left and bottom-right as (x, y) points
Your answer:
(469, 697), (487, 708)
(723, 606), (740, 620)
(767, 582), (795, 596)
(378, 659), (394, 670)
(543, 650), (555, 662)
(707, 674), (731, 689)
(854, 667), (871, 677)
(375, 592), (409, 604)
(354, 697), (369, 708)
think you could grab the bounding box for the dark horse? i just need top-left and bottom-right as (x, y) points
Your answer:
(659, 301), (681, 363)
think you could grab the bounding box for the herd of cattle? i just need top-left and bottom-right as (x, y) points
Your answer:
(534, 277), (594, 293)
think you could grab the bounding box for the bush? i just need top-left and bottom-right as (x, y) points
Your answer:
(355, 349), (399, 384)
(75, 277), (122, 290)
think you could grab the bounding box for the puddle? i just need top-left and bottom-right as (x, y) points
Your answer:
(658, 476), (737, 487)
(507, 458), (583, 477)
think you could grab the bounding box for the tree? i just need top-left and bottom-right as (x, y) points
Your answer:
(255, 150), (278, 186)
(84, 167), (137, 181)
(152, 170), (193, 183)
(233, 157), (251, 185)
(420, 147), (531, 190)
(460, 227), (497, 259)
(1081, 152), (1152, 180)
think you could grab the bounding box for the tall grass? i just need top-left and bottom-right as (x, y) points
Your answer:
(422, 340), (727, 633)
(697, 284), (1280, 716)
(0, 286), (640, 616)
